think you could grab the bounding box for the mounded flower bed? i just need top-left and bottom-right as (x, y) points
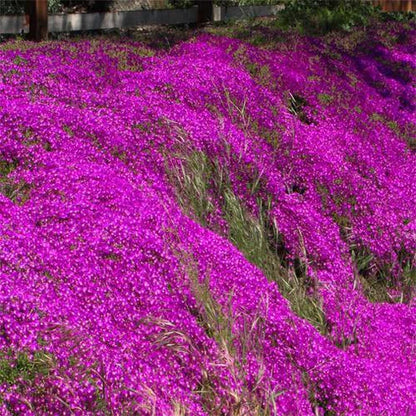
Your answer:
(0, 21), (415, 414)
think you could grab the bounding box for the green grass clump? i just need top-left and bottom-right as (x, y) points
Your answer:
(0, 159), (31, 205)
(170, 251), (284, 415)
(352, 247), (416, 304)
(0, 351), (54, 385)
(167, 148), (328, 334)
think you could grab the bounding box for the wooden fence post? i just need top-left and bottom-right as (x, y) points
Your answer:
(193, 0), (213, 22)
(27, 0), (48, 41)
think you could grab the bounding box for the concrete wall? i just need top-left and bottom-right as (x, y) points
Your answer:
(1, 15), (25, 34)
(0, 6), (198, 34)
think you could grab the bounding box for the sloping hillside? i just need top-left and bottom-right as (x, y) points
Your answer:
(0, 22), (415, 414)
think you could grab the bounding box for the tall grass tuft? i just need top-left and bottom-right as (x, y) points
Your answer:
(166, 146), (328, 335)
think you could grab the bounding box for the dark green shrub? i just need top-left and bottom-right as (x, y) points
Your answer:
(379, 10), (416, 22)
(214, 0), (280, 5)
(168, 0), (193, 8)
(0, 0), (113, 15)
(278, 0), (378, 34)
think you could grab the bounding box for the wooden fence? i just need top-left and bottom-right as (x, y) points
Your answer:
(375, 0), (416, 11)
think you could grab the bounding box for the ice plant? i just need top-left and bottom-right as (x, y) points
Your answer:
(0, 22), (414, 414)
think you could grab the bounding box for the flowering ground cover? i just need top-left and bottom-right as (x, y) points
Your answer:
(0, 20), (415, 415)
